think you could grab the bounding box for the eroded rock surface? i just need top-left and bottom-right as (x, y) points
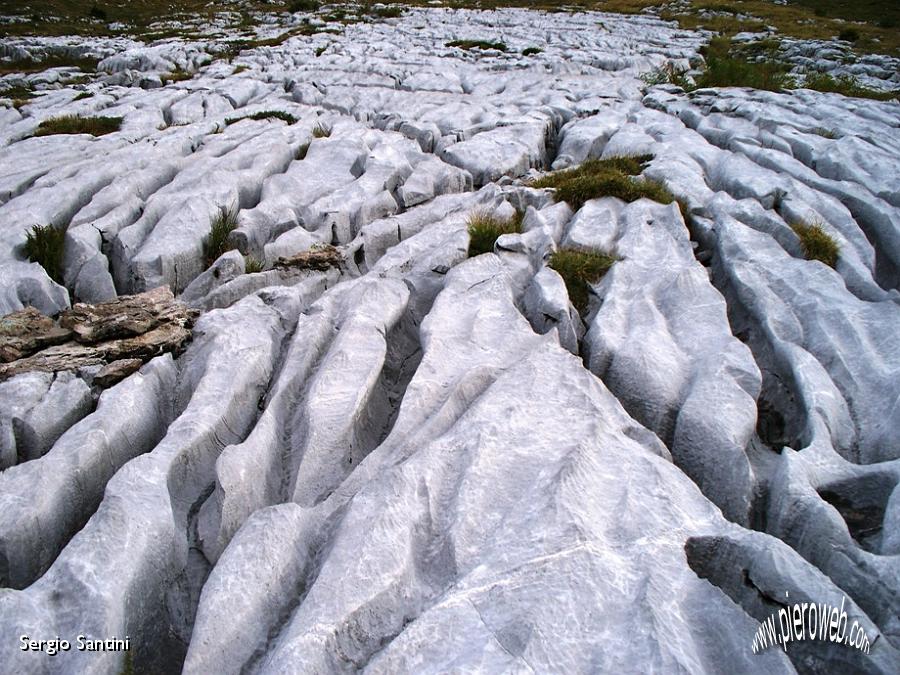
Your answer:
(0, 6), (898, 675)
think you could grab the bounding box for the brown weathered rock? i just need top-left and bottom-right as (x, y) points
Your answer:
(0, 307), (72, 362)
(60, 286), (193, 344)
(0, 321), (193, 381)
(92, 359), (144, 388)
(274, 245), (343, 272)
(0, 287), (197, 382)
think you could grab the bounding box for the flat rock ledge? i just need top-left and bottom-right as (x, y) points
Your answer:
(0, 286), (196, 383)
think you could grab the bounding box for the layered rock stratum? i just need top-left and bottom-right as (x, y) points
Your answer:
(0, 5), (898, 674)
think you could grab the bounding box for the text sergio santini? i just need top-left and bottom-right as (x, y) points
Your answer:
(20, 634), (130, 655)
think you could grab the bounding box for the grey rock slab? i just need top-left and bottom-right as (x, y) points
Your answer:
(579, 198), (759, 524)
(0, 356), (176, 588)
(12, 370), (93, 464)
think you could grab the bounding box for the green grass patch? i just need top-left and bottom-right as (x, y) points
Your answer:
(72, 91), (94, 101)
(287, 0), (320, 11)
(447, 39), (508, 52)
(296, 142), (310, 160)
(791, 220), (839, 268)
(694, 36), (793, 91)
(532, 155), (675, 211)
(548, 247), (617, 312)
(312, 122), (331, 138)
(0, 84), (38, 102)
(226, 110), (298, 125)
(522, 46), (543, 56)
(467, 209), (523, 257)
(23, 224), (66, 285)
(0, 54), (100, 76)
(34, 115), (122, 137)
(801, 72), (899, 101)
(204, 207), (239, 267)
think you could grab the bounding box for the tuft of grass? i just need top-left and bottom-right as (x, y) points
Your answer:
(232, 64), (249, 74)
(204, 207), (239, 267)
(549, 247), (617, 313)
(315, 45), (327, 57)
(312, 122), (331, 138)
(295, 142), (310, 160)
(791, 220), (839, 268)
(801, 72), (899, 101)
(522, 46), (542, 56)
(226, 110), (298, 125)
(23, 224), (66, 285)
(244, 256), (264, 273)
(446, 39), (508, 52)
(531, 155), (675, 211)
(813, 127), (837, 139)
(34, 115), (122, 137)
(640, 62), (691, 89)
(73, 91), (94, 101)
(161, 68), (194, 84)
(467, 209), (523, 257)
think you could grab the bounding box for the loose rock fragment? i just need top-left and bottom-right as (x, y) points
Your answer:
(274, 244), (344, 271)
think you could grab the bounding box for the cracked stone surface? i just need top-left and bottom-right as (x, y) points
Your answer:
(0, 6), (898, 674)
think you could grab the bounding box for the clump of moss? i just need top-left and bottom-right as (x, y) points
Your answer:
(446, 39), (508, 52)
(24, 224), (66, 284)
(312, 122), (331, 138)
(522, 47), (542, 56)
(204, 207), (239, 267)
(791, 220), (839, 268)
(34, 115), (122, 137)
(549, 247), (617, 313)
(226, 110), (298, 125)
(531, 155), (674, 211)
(467, 209), (523, 257)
